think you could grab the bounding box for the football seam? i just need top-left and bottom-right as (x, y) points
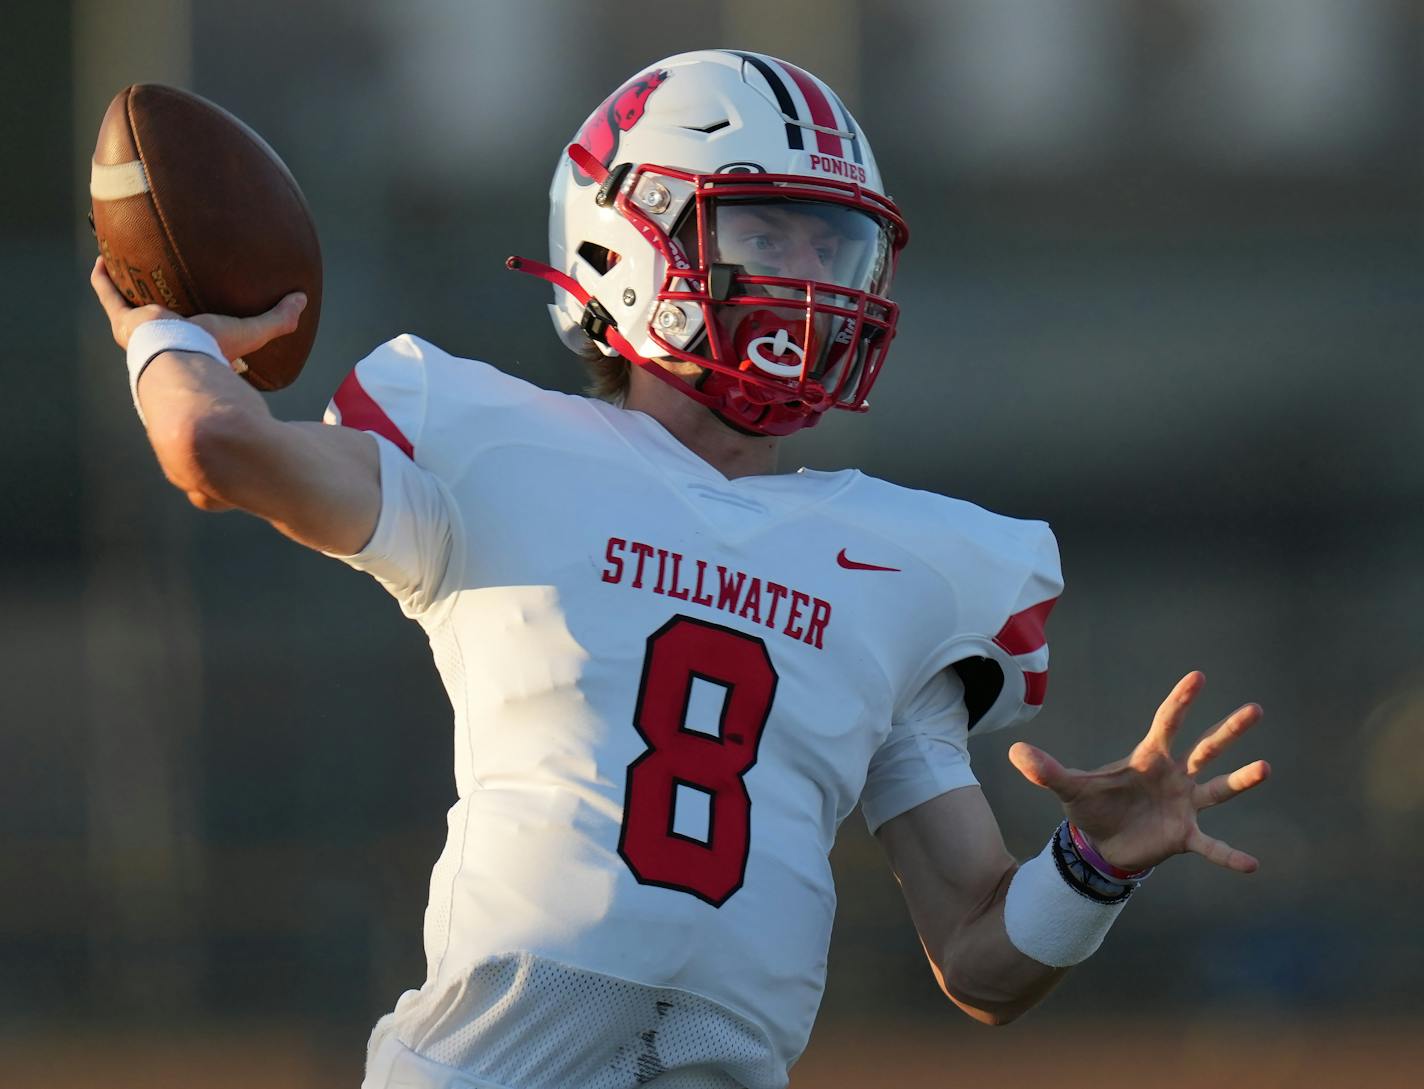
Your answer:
(126, 88), (209, 317)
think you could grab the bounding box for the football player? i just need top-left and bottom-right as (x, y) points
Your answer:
(91, 50), (1271, 1089)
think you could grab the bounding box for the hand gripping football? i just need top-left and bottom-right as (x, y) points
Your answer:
(90, 83), (322, 390)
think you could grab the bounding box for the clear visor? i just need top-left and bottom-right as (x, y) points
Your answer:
(705, 198), (892, 297)
(682, 198), (895, 405)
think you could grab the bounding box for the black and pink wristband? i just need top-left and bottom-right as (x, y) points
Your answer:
(1051, 820), (1152, 904)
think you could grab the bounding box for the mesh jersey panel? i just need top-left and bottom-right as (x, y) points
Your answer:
(393, 954), (781, 1089)
(421, 617), (470, 976)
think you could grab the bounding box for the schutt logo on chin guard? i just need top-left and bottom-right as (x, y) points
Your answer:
(573, 68), (670, 185)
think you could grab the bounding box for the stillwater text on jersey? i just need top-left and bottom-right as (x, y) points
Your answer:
(601, 536), (832, 650)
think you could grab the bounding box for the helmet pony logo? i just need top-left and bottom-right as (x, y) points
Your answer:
(573, 68), (670, 185)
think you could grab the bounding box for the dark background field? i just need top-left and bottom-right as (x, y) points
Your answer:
(2, 1), (1421, 1085)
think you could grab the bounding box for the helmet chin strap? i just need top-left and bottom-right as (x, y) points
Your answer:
(507, 254), (829, 437)
(506, 254), (727, 415)
(506, 252), (825, 437)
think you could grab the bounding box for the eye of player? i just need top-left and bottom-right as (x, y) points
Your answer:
(716, 203), (843, 281)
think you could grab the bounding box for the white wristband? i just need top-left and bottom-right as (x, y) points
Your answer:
(1003, 836), (1131, 967)
(126, 319), (227, 425)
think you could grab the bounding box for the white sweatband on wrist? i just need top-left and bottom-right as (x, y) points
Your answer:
(1003, 835), (1132, 967)
(126, 319), (227, 425)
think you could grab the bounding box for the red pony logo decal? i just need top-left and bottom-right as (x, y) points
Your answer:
(573, 68), (670, 184)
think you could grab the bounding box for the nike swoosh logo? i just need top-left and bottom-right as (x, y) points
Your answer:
(837, 548), (901, 572)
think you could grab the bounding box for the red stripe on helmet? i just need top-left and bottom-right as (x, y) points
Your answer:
(778, 60), (843, 157)
(332, 370), (415, 459)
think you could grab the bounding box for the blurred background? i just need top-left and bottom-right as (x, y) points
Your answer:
(2, 0), (1422, 1085)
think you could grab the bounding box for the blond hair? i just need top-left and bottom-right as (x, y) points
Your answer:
(576, 337), (631, 404)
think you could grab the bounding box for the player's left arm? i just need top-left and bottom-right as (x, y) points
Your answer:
(876, 671), (1270, 1025)
(876, 783), (1064, 1024)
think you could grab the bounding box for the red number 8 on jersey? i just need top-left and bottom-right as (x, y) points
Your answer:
(618, 615), (778, 907)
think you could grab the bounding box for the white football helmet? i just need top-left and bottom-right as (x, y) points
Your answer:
(510, 50), (909, 436)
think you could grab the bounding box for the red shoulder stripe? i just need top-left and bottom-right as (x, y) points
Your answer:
(1023, 669), (1048, 707)
(993, 597), (1058, 658)
(332, 370), (414, 459)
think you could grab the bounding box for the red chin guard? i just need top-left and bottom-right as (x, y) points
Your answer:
(733, 310), (811, 382)
(695, 309), (832, 435)
(695, 369), (829, 437)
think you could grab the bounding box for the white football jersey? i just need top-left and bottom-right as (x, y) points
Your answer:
(323, 335), (1062, 1089)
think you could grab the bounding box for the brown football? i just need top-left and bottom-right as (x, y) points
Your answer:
(90, 83), (322, 391)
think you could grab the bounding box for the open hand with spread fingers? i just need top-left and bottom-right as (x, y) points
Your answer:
(1008, 671), (1270, 876)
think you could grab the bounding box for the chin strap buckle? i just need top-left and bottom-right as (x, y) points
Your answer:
(596, 162), (634, 208)
(579, 297), (617, 344)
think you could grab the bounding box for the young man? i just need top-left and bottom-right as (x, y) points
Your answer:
(91, 50), (1270, 1089)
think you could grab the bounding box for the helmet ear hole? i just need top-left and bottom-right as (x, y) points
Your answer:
(577, 242), (621, 274)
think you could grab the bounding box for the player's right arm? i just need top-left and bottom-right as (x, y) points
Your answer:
(91, 257), (380, 556)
